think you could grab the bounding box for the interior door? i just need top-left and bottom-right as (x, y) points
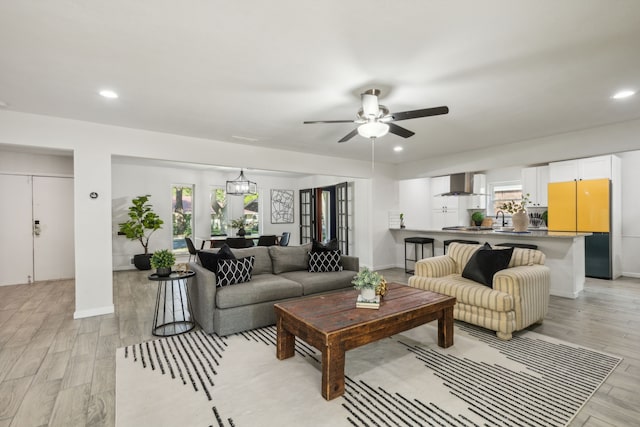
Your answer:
(32, 176), (75, 281)
(0, 174), (34, 285)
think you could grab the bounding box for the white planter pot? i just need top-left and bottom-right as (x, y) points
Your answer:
(360, 287), (377, 301)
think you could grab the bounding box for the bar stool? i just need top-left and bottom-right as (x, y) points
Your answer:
(495, 243), (538, 250)
(443, 239), (480, 254)
(404, 237), (435, 274)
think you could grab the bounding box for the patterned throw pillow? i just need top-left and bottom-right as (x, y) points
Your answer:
(216, 256), (255, 287)
(308, 250), (343, 272)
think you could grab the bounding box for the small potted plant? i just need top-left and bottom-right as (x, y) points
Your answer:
(399, 213), (406, 228)
(352, 267), (384, 301)
(150, 249), (176, 277)
(230, 217), (246, 236)
(471, 211), (485, 226)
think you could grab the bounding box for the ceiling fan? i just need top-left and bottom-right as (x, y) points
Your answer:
(303, 88), (449, 142)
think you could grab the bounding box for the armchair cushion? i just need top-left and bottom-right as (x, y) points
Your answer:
(461, 243), (514, 286)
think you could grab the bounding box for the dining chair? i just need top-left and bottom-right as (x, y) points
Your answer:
(184, 237), (199, 262)
(257, 235), (278, 246)
(279, 232), (291, 246)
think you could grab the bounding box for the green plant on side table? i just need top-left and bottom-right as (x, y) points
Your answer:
(471, 211), (485, 226)
(118, 195), (164, 270)
(151, 249), (176, 277)
(352, 266), (386, 301)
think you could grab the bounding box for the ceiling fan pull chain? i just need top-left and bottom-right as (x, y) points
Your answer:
(371, 137), (375, 173)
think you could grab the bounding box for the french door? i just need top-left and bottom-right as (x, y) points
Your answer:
(299, 181), (351, 255)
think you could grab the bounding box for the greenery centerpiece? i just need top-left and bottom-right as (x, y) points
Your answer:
(352, 267), (386, 301)
(150, 249), (176, 277)
(230, 217), (247, 236)
(119, 195), (164, 270)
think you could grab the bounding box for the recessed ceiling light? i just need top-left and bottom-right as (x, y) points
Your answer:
(393, 146), (403, 152)
(611, 90), (635, 99)
(99, 89), (119, 99)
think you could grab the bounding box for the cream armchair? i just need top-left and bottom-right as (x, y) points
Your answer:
(408, 242), (550, 340)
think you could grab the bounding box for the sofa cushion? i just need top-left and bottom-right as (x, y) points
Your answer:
(215, 274), (303, 309)
(462, 243), (514, 287)
(269, 243), (312, 274)
(229, 246), (272, 275)
(197, 244), (235, 273)
(308, 250), (343, 272)
(217, 256), (254, 287)
(280, 269), (355, 295)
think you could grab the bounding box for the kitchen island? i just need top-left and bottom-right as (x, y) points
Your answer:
(391, 227), (591, 299)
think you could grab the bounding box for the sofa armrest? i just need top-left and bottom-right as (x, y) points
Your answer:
(493, 264), (550, 328)
(414, 255), (457, 278)
(187, 262), (218, 334)
(341, 255), (359, 272)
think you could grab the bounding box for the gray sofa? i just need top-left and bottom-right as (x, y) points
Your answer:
(187, 243), (359, 336)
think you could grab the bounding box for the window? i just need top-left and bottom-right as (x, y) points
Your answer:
(243, 193), (259, 235)
(210, 187), (229, 236)
(491, 182), (523, 216)
(172, 185), (194, 253)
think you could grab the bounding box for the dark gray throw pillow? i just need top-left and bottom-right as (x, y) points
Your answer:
(312, 239), (339, 253)
(197, 244), (235, 274)
(461, 243), (514, 287)
(216, 256), (254, 287)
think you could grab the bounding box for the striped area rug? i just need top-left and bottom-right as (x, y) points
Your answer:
(115, 323), (621, 426)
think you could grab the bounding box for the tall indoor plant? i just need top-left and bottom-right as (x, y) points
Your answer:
(119, 195), (164, 270)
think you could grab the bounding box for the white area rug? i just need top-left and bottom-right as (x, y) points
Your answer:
(116, 323), (621, 426)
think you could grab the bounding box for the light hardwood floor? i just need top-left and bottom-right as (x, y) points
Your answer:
(0, 268), (639, 426)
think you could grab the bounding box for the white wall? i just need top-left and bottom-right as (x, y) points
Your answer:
(398, 178), (431, 230)
(0, 148), (73, 176)
(619, 151), (640, 277)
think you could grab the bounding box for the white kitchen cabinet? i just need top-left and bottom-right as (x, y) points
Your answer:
(522, 166), (549, 206)
(430, 175), (470, 227)
(431, 176), (457, 209)
(470, 173), (487, 209)
(549, 155), (613, 182)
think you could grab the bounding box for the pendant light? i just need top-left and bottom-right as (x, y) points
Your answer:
(226, 169), (257, 195)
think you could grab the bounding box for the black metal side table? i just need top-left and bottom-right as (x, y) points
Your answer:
(147, 270), (196, 337)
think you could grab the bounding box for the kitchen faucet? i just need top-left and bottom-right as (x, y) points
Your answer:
(496, 211), (506, 227)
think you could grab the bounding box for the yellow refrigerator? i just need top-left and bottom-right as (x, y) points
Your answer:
(548, 178), (611, 279)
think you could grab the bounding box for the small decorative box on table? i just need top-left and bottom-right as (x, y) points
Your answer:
(147, 270), (196, 337)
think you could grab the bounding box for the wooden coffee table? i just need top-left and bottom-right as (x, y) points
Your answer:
(274, 283), (456, 400)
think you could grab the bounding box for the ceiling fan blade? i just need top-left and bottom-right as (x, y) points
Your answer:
(388, 123), (415, 138)
(338, 128), (359, 143)
(391, 106), (449, 121)
(303, 119), (354, 124)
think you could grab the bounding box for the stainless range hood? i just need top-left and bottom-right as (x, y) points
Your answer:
(438, 172), (476, 196)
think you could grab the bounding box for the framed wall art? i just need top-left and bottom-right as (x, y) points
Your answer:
(270, 189), (294, 224)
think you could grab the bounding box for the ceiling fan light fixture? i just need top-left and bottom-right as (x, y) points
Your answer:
(612, 89), (635, 99)
(226, 169), (257, 195)
(357, 122), (389, 139)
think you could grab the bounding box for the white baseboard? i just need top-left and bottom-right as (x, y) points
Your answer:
(74, 304), (114, 319)
(621, 271), (640, 278)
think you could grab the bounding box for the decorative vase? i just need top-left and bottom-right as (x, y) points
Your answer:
(512, 210), (529, 232)
(156, 267), (171, 277)
(237, 227), (246, 237)
(360, 287), (376, 301)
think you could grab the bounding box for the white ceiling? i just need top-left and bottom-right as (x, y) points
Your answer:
(1, 1), (639, 165)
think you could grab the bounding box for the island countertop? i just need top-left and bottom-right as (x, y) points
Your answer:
(390, 227), (591, 239)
